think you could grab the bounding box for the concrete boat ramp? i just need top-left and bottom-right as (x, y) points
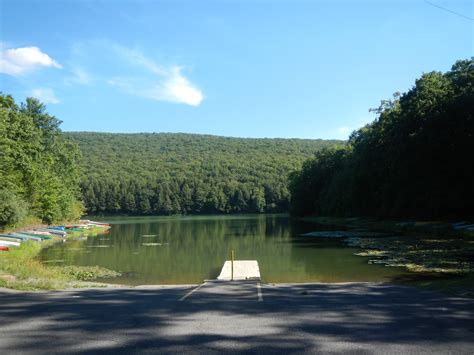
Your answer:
(180, 260), (263, 302)
(217, 260), (261, 281)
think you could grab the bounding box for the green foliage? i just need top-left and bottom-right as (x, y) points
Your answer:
(0, 189), (28, 227)
(0, 241), (66, 290)
(0, 94), (84, 226)
(54, 265), (121, 281)
(290, 58), (474, 219)
(66, 132), (342, 215)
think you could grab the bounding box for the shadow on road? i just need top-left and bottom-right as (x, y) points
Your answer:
(0, 282), (473, 353)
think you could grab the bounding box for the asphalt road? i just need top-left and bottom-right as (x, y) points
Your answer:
(1, 281), (473, 354)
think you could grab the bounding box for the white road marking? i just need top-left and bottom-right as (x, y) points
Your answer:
(179, 282), (206, 302)
(257, 282), (263, 301)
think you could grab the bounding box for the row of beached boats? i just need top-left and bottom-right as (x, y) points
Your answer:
(0, 220), (110, 252)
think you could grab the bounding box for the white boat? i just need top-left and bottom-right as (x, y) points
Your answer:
(9, 233), (43, 242)
(37, 228), (67, 237)
(80, 220), (110, 227)
(25, 230), (54, 236)
(0, 239), (21, 247)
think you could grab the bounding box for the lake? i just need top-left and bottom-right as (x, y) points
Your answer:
(40, 214), (409, 285)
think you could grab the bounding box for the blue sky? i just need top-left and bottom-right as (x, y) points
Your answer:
(1, 0), (472, 139)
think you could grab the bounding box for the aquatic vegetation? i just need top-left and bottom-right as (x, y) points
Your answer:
(53, 265), (121, 281)
(348, 234), (474, 275)
(404, 263), (469, 274)
(354, 250), (388, 257)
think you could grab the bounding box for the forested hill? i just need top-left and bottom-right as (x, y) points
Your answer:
(289, 58), (473, 219)
(65, 132), (343, 215)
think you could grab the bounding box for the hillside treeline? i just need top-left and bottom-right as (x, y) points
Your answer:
(0, 95), (83, 226)
(289, 59), (473, 219)
(66, 132), (342, 215)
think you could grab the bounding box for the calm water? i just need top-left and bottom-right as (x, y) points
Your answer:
(41, 214), (408, 285)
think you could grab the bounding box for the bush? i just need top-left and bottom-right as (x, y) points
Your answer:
(0, 189), (28, 227)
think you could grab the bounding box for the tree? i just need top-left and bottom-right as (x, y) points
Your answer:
(289, 58), (474, 219)
(0, 94), (84, 226)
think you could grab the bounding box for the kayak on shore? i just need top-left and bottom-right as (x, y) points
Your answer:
(0, 239), (21, 247)
(79, 220), (110, 227)
(0, 220), (111, 249)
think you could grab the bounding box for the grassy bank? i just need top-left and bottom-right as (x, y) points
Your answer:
(0, 227), (120, 291)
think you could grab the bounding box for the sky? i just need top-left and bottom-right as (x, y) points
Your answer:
(1, 0), (472, 139)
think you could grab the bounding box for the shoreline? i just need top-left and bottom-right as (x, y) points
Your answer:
(0, 222), (117, 291)
(1, 276), (473, 298)
(0, 280), (443, 292)
(2, 215), (473, 294)
(1, 279), (473, 300)
(300, 215), (474, 237)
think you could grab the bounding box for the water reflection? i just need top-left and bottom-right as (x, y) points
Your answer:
(41, 215), (406, 285)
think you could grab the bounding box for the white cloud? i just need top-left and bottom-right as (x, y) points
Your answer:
(30, 88), (60, 104)
(0, 46), (62, 76)
(68, 67), (92, 85)
(107, 45), (203, 106)
(143, 66), (203, 106)
(115, 45), (167, 76)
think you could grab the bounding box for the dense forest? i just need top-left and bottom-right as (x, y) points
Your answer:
(0, 95), (83, 226)
(3, 59), (470, 224)
(66, 132), (342, 215)
(289, 59), (474, 219)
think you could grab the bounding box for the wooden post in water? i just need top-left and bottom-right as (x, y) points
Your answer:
(231, 250), (235, 281)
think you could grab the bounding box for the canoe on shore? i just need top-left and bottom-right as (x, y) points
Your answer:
(9, 233), (43, 242)
(0, 235), (24, 242)
(80, 220), (110, 227)
(0, 245), (9, 251)
(1, 221), (109, 247)
(0, 239), (21, 247)
(15, 232), (52, 240)
(37, 228), (67, 237)
(47, 226), (66, 231)
(65, 224), (89, 229)
(3, 233), (40, 242)
(25, 230), (55, 236)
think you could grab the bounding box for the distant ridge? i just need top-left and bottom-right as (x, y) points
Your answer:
(65, 132), (344, 215)
(65, 131), (339, 141)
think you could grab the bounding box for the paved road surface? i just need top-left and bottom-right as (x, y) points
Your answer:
(1, 281), (473, 354)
